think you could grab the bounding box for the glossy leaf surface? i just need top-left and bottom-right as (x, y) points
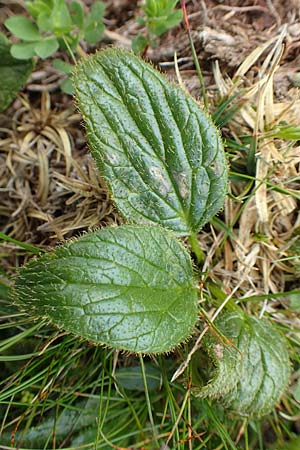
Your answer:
(14, 225), (198, 354)
(192, 311), (290, 418)
(74, 48), (227, 236)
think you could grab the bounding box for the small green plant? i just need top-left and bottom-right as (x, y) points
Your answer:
(132, 0), (183, 54)
(13, 48), (290, 419)
(4, 0), (105, 93)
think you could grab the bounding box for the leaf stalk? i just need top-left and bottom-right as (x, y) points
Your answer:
(188, 233), (205, 265)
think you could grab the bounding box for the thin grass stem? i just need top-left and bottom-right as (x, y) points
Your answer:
(62, 36), (77, 65)
(139, 355), (159, 448)
(180, 1), (208, 109)
(0, 232), (44, 254)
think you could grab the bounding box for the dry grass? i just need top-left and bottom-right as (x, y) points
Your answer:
(171, 27), (300, 392)
(194, 29), (300, 302)
(0, 91), (121, 270)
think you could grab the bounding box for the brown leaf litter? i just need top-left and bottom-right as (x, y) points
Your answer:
(0, 91), (120, 270)
(198, 27), (300, 313)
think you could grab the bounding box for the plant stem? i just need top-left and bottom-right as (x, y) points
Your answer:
(188, 233), (205, 265)
(62, 36), (77, 65)
(180, 1), (208, 110)
(165, 384), (190, 447)
(139, 355), (159, 448)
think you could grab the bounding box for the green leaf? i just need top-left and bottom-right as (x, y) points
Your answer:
(52, 58), (73, 74)
(0, 34), (33, 111)
(74, 48), (227, 236)
(143, 0), (182, 36)
(26, 0), (52, 20)
(34, 37), (59, 58)
(5, 16), (40, 41)
(52, 59), (74, 94)
(60, 76), (73, 95)
(115, 364), (161, 391)
(136, 16), (146, 26)
(84, 23), (105, 44)
(70, 1), (84, 28)
(132, 34), (149, 54)
(85, 1), (105, 26)
(270, 124), (300, 140)
(221, 314), (291, 418)
(14, 225), (199, 354)
(144, 0), (158, 16)
(191, 332), (242, 399)
(58, 33), (79, 51)
(37, 12), (53, 32)
(83, 1), (105, 44)
(10, 42), (36, 59)
(192, 311), (291, 418)
(149, 10), (183, 37)
(51, 0), (73, 34)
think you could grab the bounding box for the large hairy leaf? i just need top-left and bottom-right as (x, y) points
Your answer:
(74, 48), (227, 236)
(14, 225), (198, 354)
(0, 33), (33, 112)
(191, 322), (242, 399)
(191, 311), (290, 418)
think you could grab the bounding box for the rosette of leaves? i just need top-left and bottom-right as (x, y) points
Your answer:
(13, 48), (228, 354)
(5, 1), (105, 60)
(191, 311), (291, 418)
(133, 0), (183, 54)
(4, 1), (105, 93)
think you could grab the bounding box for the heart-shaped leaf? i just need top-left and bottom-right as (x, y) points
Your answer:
(14, 225), (198, 354)
(74, 48), (227, 236)
(191, 311), (290, 418)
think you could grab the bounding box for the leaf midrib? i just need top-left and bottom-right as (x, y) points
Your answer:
(96, 58), (192, 227)
(34, 280), (195, 292)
